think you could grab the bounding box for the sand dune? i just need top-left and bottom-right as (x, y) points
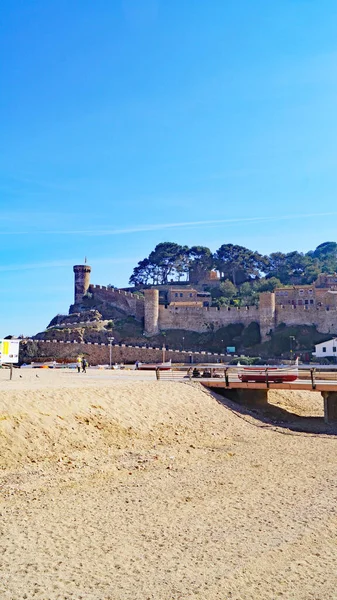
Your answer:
(1, 369), (337, 599)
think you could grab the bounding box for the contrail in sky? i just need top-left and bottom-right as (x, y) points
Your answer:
(0, 211), (336, 235)
(0, 257), (136, 272)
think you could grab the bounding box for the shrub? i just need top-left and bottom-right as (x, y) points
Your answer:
(242, 322), (261, 347)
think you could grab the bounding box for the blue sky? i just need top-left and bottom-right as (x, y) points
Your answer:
(1, 0), (337, 336)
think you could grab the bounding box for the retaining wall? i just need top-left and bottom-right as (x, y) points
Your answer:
(23, 340), (226, 365)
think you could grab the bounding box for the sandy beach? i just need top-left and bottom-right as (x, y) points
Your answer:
(1, 369), (337, 600)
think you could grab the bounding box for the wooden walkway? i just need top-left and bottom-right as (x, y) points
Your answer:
(200, 379), (337, 392)
(155, 366), (337, 423)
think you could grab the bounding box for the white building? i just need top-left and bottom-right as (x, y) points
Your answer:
(313, 338), (337, 358)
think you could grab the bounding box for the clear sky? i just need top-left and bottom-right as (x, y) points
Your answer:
(1, 0), (337, 336)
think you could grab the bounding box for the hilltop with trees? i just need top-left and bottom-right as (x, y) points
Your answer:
(129, 241), (337, 308)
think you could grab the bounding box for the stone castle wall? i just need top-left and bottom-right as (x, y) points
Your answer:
(158, 304), (259, 332)
(23, 340), (224, 365)
(276, 304), (337, 334)
(88, 285), (144, 321)
(85, 287), (337, 338)
(157, 301), (337, 337)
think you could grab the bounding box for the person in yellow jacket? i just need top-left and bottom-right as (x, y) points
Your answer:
(76, 356), (81, 373)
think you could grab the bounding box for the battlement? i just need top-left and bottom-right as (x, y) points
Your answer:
(89, 284), (144, 300)
(158, 303), (259, 333)
(277, 304), (337, 312)
(162, 304), (259, 314)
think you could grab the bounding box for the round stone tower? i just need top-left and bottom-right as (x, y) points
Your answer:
(144, 288), (159, 336)
(73, 264), (91, 305)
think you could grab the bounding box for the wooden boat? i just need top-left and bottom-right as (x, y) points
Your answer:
(238, 365), (298, 383)
(137, 360), (172, 371)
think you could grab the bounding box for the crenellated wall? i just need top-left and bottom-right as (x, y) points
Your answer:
(88, 285), (144, 321)
(158, 304), (259, 332)
(22, 340), (225, 365)
(276, 304), (337, 334)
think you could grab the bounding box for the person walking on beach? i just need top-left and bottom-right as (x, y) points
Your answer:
(82, 357), (87, 373)
(77, 356), (81, 373)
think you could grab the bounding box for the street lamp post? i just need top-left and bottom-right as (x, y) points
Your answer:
(182, 336), (185, 351)
(108, 337), (114, 369)
(289, 336), (295, 361)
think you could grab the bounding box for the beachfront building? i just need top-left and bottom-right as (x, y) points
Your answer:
(313, 338), (337, 358)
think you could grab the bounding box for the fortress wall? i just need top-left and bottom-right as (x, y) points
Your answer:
(23, 340), (223, 365)
(158, 305), (259, 332)
(89, 285), (144, 320)
(276, 305), (337, 334)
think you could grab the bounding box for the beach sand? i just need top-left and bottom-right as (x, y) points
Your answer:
(1, 369), (337, 600)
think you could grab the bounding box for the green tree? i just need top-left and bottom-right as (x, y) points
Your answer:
(188, 246), (214, 279)
(265, 251), (317, 284)
(219, 279), (237, 298)
(129, 242), (190, 286)
(148, 242), (189, 283)
(254, 277), (281, 292)
(129, 258), (161, 286)
(214, 244), (265, 285)
(264, 252), (288, 281)
(311, 241), (337, 274)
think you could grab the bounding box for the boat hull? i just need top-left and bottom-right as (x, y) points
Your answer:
(137, 361), (172, 371)
(238, 367), (298, 383)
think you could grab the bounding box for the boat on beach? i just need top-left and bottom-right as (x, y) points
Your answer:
(238, 364), (298, 383)
(136, 360), (172, 371)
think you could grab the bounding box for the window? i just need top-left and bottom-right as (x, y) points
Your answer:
(308, 289), (313, 294)
(284, 291), (288, 296)
(189, 293), (193, 297)
(305, 300), (308, 305)
(333, 347), (336, 353)
(298, 299), (303, 305)
(180, 293), (183, 298)
(323, 347), (326, 353)
(175, 293), (178, 297)
(310, 299), (314, 304)
(299, 289), (304, 295)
